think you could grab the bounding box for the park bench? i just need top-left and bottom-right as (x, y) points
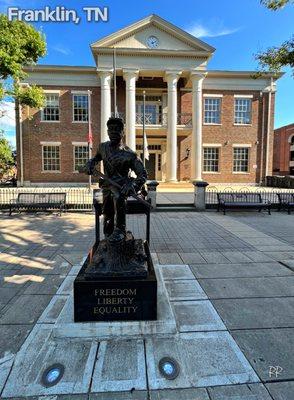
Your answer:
(277, 193), (294, 214)
(93, 189), (151, 243)
(217, 192), (271, 215)
(9, 192), (67, 216)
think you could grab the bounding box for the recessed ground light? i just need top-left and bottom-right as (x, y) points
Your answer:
(41, 363), (65, 387)
(158, 357), (180, 380)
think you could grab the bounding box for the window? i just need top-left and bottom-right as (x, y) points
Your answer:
(233, 147), (249, 172)
(74, 145), (89, 172)
(41, 94), (59, 121)
(73, 94), (88, 122)
(204, 98), (221, 124)
(43, 145), (60, 172)
(234, 98), (252, 124)
(203, 147), (219, 172)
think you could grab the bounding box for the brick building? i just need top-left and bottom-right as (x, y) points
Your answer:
(17, 14), (282, 186)
(273, 123), (294, 176)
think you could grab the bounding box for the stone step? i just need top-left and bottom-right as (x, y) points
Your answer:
(156, 204), (196, 212)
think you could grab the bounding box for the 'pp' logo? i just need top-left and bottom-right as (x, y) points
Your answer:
(269, 366), (283, 378)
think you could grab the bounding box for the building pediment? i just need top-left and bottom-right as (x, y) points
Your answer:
(91, 14), (215, 56)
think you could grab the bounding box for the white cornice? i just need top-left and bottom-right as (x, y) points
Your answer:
(91, 14), (215, 53)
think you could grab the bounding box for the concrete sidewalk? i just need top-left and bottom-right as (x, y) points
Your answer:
(0, 211), (293, 399)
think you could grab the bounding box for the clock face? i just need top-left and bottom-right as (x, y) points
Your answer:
(147, 35), (159, 49)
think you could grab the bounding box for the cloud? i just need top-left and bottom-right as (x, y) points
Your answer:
(186, 20), (241, 38)
(51, 45), (72, 56)
(0, 101), (15, 130)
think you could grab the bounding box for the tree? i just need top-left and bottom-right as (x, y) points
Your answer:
(0, 14), (47, 107)
(0, 130), (13, 178)
(256, 0), (294, 74)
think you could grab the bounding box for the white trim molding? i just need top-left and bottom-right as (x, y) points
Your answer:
(232, 143), (252, 147)
(203, 143), (222, 147)
(203, 93), (223, 98)
(234, 94), (253, 98)
(43, 89), (61, 94)
(72, 141), (88, 146)
(40, 141), (61, 146)
(71, 90), (92, 95)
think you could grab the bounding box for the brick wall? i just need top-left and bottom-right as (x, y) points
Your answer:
(273, 123), (294, 175)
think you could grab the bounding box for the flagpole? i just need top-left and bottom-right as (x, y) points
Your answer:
(143, 90), (146, 167)
(88, 90), (92, 189)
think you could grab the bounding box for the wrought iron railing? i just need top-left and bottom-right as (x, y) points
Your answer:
(0, 187), (93, 211)
(205, 186), (294, 208)
(177, 113), (192, 127)
(136, 112), (192, 127)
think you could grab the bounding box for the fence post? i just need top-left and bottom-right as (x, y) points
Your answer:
(193, 180), (209, 211)
(146, 180), (159, 210)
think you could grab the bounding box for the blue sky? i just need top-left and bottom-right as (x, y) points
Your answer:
(0, 0), (294, 147)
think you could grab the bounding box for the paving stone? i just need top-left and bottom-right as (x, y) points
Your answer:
(220, 251), (254, 263)
(0, 287), (20, 304)
(0, 325), (32, 358)
(179, 253), (206, 264)
(150, 388), (209, 400)
(2, 326), (98, 397)
(1, 395), (88, 400)
(24, 274), (65, 295)
(56, 275), (76, 295)
(198, 276), (294, 299)
(146, 332), (259, 389)
(172, 300), (226, 332)
(208, 383), (273, 399)
(90, 391), (148, 399)
(263, 252), (294, 261)
(242, 251), (276, 263)
(157, 253), (184, 264)
(91, 339), (146, 392)
(160, 265), (195, 281)
(0, 354), (14, 394)
(232, 328), (294, 381)
(266, 381), (294, 400)
(198, 251), (231, 264)
(165, 280), (207, 301)
(191, 262), (292, 279)
(0, 294), (52, 324)
(212, 298), (294, 329)
(281, 259), (294, 272)
(38, 295), (68, 324)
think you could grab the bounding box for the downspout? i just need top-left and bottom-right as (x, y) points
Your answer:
(15, 101), (24, 187)
(265, 77), (274, 177)
(259, 91), (265, 184)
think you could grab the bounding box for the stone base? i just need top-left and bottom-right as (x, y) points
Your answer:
(74, 241), (157, 322)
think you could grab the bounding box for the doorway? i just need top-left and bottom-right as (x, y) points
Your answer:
(140, 153), (156, 180)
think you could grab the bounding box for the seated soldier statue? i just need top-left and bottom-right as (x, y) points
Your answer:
(86, 117), (148, 242)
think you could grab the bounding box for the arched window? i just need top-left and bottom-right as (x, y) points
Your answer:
(291, 135), (294, 145)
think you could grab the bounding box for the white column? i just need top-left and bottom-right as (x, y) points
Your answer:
(190, 72), (206, 181)
(164, 71), (181, 182)
(123, 69), (138, 151)
(98, 70), (112, 143)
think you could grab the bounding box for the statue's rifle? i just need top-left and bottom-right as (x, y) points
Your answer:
(89, 167), (153, 210)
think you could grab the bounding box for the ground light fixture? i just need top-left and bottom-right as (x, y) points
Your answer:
(158, 357), (180, 380)
(41, 363), (65, 387)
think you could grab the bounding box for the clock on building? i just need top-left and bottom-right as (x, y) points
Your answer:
(146, 35), (159, 49)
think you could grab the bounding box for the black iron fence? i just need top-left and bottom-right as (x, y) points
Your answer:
(205, 186), (294, 209)
(0, 187), (93, 211)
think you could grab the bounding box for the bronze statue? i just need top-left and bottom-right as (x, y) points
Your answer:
(84, 117), (149, 278)
(86, 117), (147, 241)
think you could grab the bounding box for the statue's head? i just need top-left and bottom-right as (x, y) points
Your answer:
(107, 117), (124, 144)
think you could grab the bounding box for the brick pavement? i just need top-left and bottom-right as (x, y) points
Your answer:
(0, 210), (293, 399)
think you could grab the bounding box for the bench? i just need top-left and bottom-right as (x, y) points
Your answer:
(217, 193), (271, 215)
(9, 193), (67, 216)
(93, 189), (151, 243)
(277, 193), (294, 214)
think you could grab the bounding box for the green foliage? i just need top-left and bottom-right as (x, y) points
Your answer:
(0, 131), (13, 176)
(257, 1), (294, 74)
(15, 85), (46, 108)
(261, 0), (293, 10)
(0, 14), (46, 80)
(0, 14), (46, 105)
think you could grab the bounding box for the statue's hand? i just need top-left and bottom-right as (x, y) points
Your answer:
(121, 181), (136, 197)
(85, 159), (96, 175)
